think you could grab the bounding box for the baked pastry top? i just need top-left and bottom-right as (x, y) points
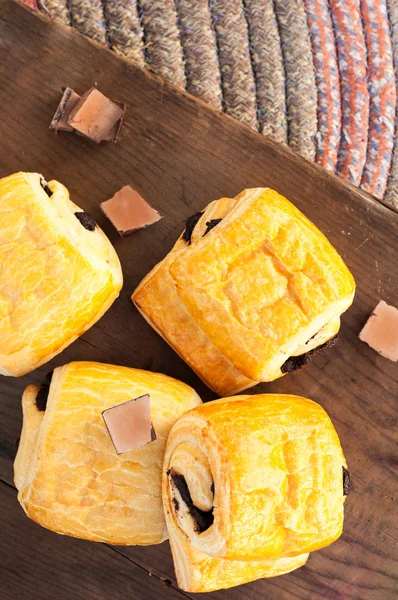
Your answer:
(163, 393), (347, 592)
(133, 188), (355, 395)
(14, 361), (201, 545)
(0, 172), (123, 376)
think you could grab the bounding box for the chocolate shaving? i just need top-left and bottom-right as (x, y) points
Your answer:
(40, 177), (53, 197)
(35, 371), (54, 412)
(343, 466), (350, 496)
(203, 218), (222, 236)
(281, 335), (338, 374)
(182, 211), (204, 244)
(168, 470), (214, 533)
(74, 212), (96, 231)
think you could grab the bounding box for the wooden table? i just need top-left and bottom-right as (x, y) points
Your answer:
(0, 1), (397, 599)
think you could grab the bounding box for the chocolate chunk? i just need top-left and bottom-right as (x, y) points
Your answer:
(281, 334), (338, 374)
(169, 470), (214, 533)
(102, 394), (157, 455)
(182, 211), (204, 244)
(49, 87), (81, 132)
(74, 212), (96, 231)
(35, 371), (53, 412)
(40, 177), (53, 197)
(343, 466), (350, 496)
(67, 87), (125, 144)
(203, 218), (222, 236)
(100, 185), (161, 237)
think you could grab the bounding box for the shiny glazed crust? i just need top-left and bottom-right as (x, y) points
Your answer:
(162, 394), (346, 592)
(14, 361), (202, 545)
(132, 188), (355, 396)
(0, 172), (123, 376)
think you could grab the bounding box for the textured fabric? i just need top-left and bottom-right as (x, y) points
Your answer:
(209, 0), (258, 130)
(304, 0), (341, 172)
(386, 0), (398, 210)
(139, 0), (186, 88)
(22, 0), (398, 211)
(243, 0), (287, 143)
(104, 1), (145, 67)
(330, 0), (369, 187)
(175, 0), (222, 109)
(360, 0), (396, 199)
(273, 0), (318, 161)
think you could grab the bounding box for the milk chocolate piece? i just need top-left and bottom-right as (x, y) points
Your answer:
(281, 335), (338, 374)
(68, 87), (125, 144)
(168, 470), (214, 533)
(50, 88), (81, 132)
(100, 185), (162, 237)
(359, 301), (398, 361)
(102, 394), (156, 455)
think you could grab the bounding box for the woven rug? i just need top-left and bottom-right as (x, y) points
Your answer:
(21, 0), (398, 212)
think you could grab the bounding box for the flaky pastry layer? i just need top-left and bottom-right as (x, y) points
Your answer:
(0, 172), (123, 376)
(14, 361), (201, 545)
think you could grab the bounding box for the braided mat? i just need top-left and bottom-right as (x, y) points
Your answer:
(22, 0), (398, 211)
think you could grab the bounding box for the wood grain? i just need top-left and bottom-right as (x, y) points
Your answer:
(0, 1), (397, 599)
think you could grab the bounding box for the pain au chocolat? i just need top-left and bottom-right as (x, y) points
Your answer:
(14, 362), (201, 545)
(163, 393), (348, 592)
(0, 172), (123, 376)
(132, 188), (355, 396)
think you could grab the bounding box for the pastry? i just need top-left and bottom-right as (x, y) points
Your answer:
(0, 172), (123, 376)
(133, 188), (355, 396)
(14, 361), (201, 545)
(163, 393), (348, 592)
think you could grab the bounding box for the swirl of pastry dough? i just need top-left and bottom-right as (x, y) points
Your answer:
(162, 393), (346, 591)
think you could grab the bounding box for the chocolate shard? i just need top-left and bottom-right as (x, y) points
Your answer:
(50, 87), (81, 132)
(182, 211), (204, 244)
(67, 87), (125, 144)
(74, 212), (96, 231)
(169, 470), (214, 533)
(281, 334), (338, 374)
(102, 394), (156, 455)
(343, 466), (350, 496)
(35, 371), (54, 412)
(203, 218), (222, 236)
(100, 185), (162, 237)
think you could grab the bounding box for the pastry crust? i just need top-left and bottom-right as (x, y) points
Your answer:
(132, 188), (355, 396)
(163, 393), (346, 592)
(0, 172), (123, 376)
(14, 361), (201, 545)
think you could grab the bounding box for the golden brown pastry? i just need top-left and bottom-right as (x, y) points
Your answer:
(14, 361), (201, 545)
(132, 188), (355, 396)
(0, 172), (123, 377)
(163, 394), (348, 592)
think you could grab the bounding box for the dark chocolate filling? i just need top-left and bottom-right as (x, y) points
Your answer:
(168, 469), (214, 533)
(150, 424), (157, 442)
(182, 211), (204, 244)
(35, 371), (54, 412)
(74, 212), (96, 231)
(40, 177), (53, 197)
(203, 218), (222, 236)
(343, 466), (350, 496)
(281, 335), (338, 374)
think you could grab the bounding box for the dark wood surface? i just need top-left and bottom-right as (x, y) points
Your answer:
(0, 1), (397, 599)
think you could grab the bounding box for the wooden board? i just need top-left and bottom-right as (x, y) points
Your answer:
(0, 1), (397, 599)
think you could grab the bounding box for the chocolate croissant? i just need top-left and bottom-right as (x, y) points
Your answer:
(132, 188), (355, 396)
(14, 361), (201, 544)
(0, 172), (123, 376)
(163, 394), (348, 592)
